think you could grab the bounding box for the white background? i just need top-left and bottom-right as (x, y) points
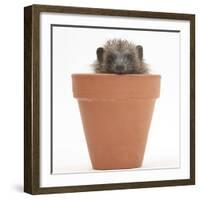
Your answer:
(0, 0), (199, 199)
(52, 26), (180, 173)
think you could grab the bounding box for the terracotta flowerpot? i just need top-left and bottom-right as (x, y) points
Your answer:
(72, 74), (161, 170)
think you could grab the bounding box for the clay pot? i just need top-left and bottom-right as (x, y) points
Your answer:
(72, 74), (161, 170)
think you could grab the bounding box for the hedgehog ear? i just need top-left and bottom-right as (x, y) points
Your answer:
(96, 47), (104, 62)
(136, 45), (143, 60)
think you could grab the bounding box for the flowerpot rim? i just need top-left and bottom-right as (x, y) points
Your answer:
(72, 73), (161, 100)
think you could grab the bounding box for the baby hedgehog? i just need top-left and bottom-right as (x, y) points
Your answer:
(93, 39), (149, 74)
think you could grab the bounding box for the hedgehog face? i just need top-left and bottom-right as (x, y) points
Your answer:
(96, 40), (145, 74)
(103, 50), (139, 74)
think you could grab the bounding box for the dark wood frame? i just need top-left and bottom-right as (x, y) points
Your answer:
(24, 4), (195, 195)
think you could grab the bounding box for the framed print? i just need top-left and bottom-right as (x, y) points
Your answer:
(24, 4), (195, 194)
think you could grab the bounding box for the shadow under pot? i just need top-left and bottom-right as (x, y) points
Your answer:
(72, 73), (161, 170)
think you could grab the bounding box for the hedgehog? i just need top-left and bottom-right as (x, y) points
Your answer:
(93, 39), (149, 74)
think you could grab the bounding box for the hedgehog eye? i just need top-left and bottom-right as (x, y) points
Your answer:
(124, 53), (132, 60)
(107, 54), (116, 63)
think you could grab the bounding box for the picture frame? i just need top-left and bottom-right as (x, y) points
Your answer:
(24, 4), (195, 194)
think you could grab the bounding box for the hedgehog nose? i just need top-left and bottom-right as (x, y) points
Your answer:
(116, 65), (124, 72)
